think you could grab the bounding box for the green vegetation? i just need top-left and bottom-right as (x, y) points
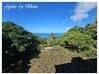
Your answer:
(2, 22), (40, 72)
(43, 20), (97, 53)
(2, 20), (97, 73)
(46, 33), (58, 47)
(55, 21), (96, 52)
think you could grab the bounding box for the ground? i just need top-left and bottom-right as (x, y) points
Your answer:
(29, 46), (95, 73)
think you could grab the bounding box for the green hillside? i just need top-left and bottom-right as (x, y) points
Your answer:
(2, 20), (97, 73)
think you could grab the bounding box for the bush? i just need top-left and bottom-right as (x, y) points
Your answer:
(58, 21), (97, 52)
(46, 33), (58, 47)
(2, 22), (40, 72)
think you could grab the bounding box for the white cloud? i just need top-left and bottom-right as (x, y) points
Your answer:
(70, 2), (96, 22)
(65, 27), (71, 32)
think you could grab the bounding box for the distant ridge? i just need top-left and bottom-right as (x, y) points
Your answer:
(35, 33), (62, 38)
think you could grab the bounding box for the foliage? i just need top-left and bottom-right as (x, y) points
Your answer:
(2, 22), (40, 72)
(84, 22), (97, 48)
(2, 20), (97, 72)
(46, 33), (58, 47)
(38, 38), (47, 50)
(58, 20), (97, 52)
(84, 49), (97, 58)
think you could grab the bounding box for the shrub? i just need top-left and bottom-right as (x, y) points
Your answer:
(2, 22), (40, 72)
(58, 23), (96, 52)
(46, 33), (58, 47)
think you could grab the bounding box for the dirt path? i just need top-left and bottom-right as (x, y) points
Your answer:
(29, 46), (87, 73)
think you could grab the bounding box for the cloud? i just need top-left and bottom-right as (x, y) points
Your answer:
(70, 2), (96, 22)
(65, 27), (71, 32)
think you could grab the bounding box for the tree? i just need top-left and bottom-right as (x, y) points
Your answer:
(2, 22), (40, 72)
(46, 33), (57, 47)
(58, 21), (97, 52)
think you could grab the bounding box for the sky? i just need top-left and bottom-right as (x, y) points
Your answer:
(2, 2), (97, 33)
